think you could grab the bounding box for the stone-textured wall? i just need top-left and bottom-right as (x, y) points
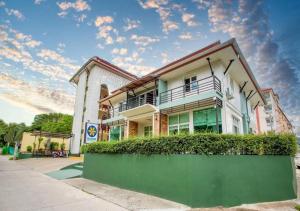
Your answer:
(153, 113), (168, 136)
(128, 121), (138, 138)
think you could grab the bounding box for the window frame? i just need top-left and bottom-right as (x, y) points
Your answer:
(232, 115), (240, 134)
(168, 112), (190, 135)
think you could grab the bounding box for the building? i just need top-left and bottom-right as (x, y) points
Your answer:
(20, 131), (71, 153)
(69, 57), (138, 154)
(70, 38), (265, 154)
(255, 88), (293, 134)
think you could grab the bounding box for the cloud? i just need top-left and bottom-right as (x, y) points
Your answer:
(94, 16), (116, 45)
(0, 25), (79, 80)
(57, 42), (66, 53)
(5, 8), (25, 20)
(34, 0), (45, 5)
(0, 1), (5, 7)
(116, 36), (126, 43)
(111, 51), (155, 76)
(202, 0), (300, 135)
(111, 48), (128, 55)
(57, 0), (90, 12)
(0, 73), (74, 114)
(130, 34), (160, 46)
(76, 14), (87, 23)
(138, 0), (179, 33)
(182, 12), (197, 26)
(138, 0), (168, 9)
(94, 16), (113, 27)
(123, 18), (141, 31)
(178, 32), (192, 40)
(161, 52), (169, 64)
(192, 0), (211, 10)
(25, 40), (41, 48)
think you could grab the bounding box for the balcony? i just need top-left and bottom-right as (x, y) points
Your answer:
(120, 93), (157, 118)
(159, 75), (222, 111)
(102, 92), (157, 123)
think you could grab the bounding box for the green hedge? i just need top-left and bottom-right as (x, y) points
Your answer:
(82, 133), (297, 156)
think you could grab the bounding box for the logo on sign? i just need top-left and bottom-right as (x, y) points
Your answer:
(85, 123), (98, 143)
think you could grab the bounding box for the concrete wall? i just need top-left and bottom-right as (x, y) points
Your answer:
(71, 65), (131, 154)
(83, 154), (297, 208)
(20, 132), (70, 152)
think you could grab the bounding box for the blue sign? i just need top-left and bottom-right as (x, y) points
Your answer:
(85, 123), (98, 143)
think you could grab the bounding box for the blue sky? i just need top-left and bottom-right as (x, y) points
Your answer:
(0, 0), (299, 134)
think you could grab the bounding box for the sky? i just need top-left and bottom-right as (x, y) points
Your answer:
(0, 0), (299, 135)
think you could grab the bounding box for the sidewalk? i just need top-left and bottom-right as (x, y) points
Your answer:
(0, 156), (127, 211)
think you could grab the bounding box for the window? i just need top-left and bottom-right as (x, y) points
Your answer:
(264, 104), (272, 113)
(263, 93), (271, 103)
(110, 125), (124, 141)
(232, 116), (240, 134)
(168, 112), (189, 135)
(184, 76), (197, 92)
(193, 108), (222, 133)
(144, 126), (152, 137)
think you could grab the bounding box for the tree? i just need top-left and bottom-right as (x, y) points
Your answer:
(4, 123), (26, 160)
(0, 119), (8, 146)
(30, 113), (73, 134)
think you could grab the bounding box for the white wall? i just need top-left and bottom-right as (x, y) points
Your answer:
(71, 71), (86, 154)
(71, 65), (132, 154)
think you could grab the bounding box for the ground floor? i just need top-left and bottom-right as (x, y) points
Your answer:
(2, 155), (299, 211)
(103, 103), (253, 141)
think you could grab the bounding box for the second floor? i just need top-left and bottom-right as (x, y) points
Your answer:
(99, 39), (264, 123)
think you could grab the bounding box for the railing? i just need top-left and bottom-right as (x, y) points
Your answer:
(160, 75), (221, 104)
(105, 93), (156, 119)
(126, 93), (155, 110)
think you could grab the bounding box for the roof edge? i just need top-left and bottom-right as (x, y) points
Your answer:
(69, 56), (138, 83)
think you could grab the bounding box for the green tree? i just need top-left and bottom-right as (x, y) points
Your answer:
(0, 119), (8, 147)
(31, 113), (73, 134)
(4, 123), (26, 160)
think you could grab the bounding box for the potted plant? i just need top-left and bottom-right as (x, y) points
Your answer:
(50, 142), (59, 151)
(26, 145), (32, 153)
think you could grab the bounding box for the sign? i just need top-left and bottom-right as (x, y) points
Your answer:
(85, 122), (98, 143)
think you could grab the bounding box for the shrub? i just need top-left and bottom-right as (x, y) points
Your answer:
(83, 133), (297, 156)
(50, 142), (59, 151)
(2, 146), (8, 155)
(26, 145), (32, 153)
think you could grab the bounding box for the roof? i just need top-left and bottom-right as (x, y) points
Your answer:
(69, 56), (138, 83)
(30, 131), (72, 139)
(99, 38), (265, 104)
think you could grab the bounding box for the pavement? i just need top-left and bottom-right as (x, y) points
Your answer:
(1, 155), (300, 211)
(0, 156), (126, 211)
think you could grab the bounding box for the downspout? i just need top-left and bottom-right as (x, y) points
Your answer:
(80, 68), (90, 148)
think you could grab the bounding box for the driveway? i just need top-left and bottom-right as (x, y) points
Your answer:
(0, 156), (127, 211)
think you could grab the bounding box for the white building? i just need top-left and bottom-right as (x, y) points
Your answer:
(70, 39), (266, 153)
(69, 57), (137, 154)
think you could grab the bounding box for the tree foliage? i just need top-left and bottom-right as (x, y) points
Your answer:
(0, 113), (72, 147)
(0, 119), (8, 146)
(31, 113), (73, 133)
(4, 123), (26, 146)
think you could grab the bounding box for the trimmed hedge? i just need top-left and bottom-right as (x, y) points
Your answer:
(82, 133), (297, 156)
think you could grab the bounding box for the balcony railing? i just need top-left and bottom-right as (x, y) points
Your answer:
(159, 75), (221, 104)
(105, 92), (156, 119)
(126, 93), (155, 110)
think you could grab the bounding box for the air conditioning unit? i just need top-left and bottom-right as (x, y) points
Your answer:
(226, 87), (234, 100)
